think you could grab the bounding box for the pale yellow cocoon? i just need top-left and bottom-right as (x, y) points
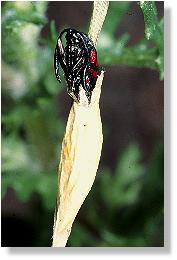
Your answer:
(53, 73), (104, 247)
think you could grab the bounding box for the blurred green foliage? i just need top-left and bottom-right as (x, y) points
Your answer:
(98, 1), (164, 79)
(68, 143), (164, 246)
(1, 1), (164, 246)
(2, 1), (62, 211)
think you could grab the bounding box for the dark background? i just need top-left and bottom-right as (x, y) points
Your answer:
(1, 1), (164, 247)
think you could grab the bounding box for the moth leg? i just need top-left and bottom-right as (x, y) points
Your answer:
(54, 37), (68, 83)
(54, 45), (61, 82)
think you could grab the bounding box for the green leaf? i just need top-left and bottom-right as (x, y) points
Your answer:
(99, 144), (144, 209)
(2, 172), (57, 210)
(102, 1), (130, 35)
(140, 1), (164, 79)
(1, 135), (36, 173)
(50, 20), (58, 43)
(140, 1), (158, 40)
(98, 40), (158, 69)
(113, 143), (144, 205)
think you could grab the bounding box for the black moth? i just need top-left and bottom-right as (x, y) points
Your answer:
(54, 28), (101, 103)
